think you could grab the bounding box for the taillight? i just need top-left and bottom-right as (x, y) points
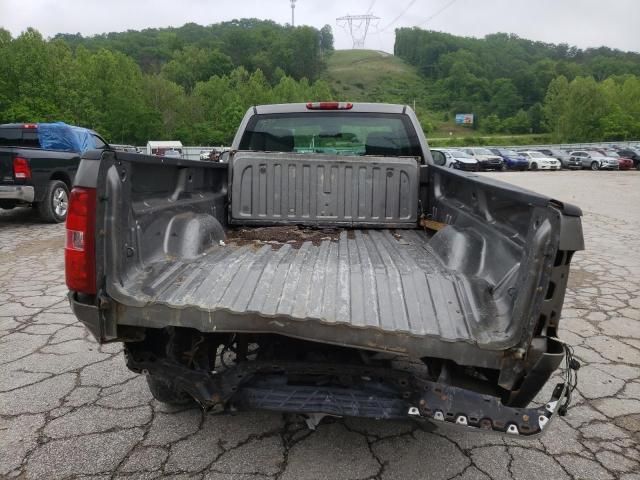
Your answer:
(22, 123), (38, 129)
(65, 187), (97, 294)
(306, 101), (353, 110)
(13, 157), (31, 180)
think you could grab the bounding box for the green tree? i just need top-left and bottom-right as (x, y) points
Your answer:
(598, 76), (640, 140)
(527, 103), (545, 133)
(394, 26), (640, 134)
(320, 25), (334, 54)
(162, 46), (233, 91)
(543, 76), (569, 140)
(1, 29), (60, 121)
(416, 111), (434, 133)
(502, 110), (531, 134)
(78, 48), (151, 143)
(482, 114), (502, 134)
(0, 29), (13, 115)
(563, 77), (608, 141)
(489, 78), (522, 118)
(143, 75), (188, 139)
(600, 106), (635, 140)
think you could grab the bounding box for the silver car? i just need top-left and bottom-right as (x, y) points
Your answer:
(199, 150), (213, 161)
(569, 151), (619, 170)
(431, 149), (479, 171)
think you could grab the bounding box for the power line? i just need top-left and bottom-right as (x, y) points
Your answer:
(366, 0), (377, 13)
(380, 0), (419, 32)
(377, 0), (461, 34)
(417, 0), (459, 27)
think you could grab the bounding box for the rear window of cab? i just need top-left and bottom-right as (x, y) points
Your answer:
(0, 127), (40, 148)
(239, 112), (423, 160)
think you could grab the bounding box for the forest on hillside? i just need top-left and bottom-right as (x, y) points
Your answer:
(55, 20), (335, 84)
(0, 19), (639, 145)
(0, 20), (334, 144)
(395, 28), (640, 141)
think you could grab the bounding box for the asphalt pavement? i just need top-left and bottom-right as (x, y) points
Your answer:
(1, 170), (639, 480)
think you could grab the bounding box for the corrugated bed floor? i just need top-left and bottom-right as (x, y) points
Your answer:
(131, 229), (490, 343)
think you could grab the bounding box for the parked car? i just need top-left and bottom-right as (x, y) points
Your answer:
(616, 148), (640, 170)
(618, 157), (635, 171)
(164, 149), (182, 158)
(569, 151), (619, 170)
(519, 151), (561, 170)
(430, 148), (479, 171)
(489, 148), (529, 171)
(199, 150), (213, 161)
(0, 122), (108, 222)
(536, 148), (579, 169)
(462, 148), (504, 170)
(598, 151), (633, 170)
(67, 102), (583, 436)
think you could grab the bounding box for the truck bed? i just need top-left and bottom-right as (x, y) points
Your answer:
(67, 107), (584, 422)
(89, 150), (582, 368)
(114, 227), (502, 348)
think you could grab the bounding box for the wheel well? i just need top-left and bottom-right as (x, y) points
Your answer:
(50, 172), (72, 189)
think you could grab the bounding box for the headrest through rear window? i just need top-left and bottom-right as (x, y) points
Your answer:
(365, 131), (399, 156)
(247, 128), (294, 152)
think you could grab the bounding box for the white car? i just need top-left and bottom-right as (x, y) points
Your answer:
(462, 148), (504, 170)
(519, 151), (561, 170)
(430, 149), (479, 171)
(199, 150), (213, 161)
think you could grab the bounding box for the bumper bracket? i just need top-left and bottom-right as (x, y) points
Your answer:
(127, 355), (568, 438)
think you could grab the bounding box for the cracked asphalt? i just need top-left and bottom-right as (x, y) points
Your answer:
(1, 170), (639, 480)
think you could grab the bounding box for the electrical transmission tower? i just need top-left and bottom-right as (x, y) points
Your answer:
(336, 14), (380, 49)
(290, 0), (297, 27)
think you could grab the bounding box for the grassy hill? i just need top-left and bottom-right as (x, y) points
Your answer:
(323, 50), (425, 104)
(323, 49), (466, 136)
(323, 49), (445, 133)
(322, 50), (553, 146)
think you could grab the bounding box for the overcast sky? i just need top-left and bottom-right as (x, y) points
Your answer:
(1, 0), (639, 53)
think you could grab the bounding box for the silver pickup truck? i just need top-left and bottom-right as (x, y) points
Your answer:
(67, 102), (584, 437)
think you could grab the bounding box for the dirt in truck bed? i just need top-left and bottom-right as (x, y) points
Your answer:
(225, 225), (366, 249)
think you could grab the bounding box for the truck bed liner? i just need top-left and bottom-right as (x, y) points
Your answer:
(115, 229), (503, 348)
